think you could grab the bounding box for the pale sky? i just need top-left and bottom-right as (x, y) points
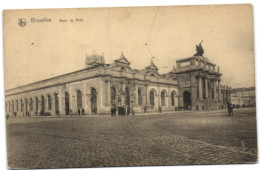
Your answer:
(4, 4), (255, 90)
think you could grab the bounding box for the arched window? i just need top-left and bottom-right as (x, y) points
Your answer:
(35, 97), (38, 111)
(54, 94), (59, 114)
(91, 88), (97, 114)
(111, 87), (116, 105)
(138, 89), (142, 106)
(65, 92), (70, 115)
(30, 98), (33, 111)
(161, 91), (166, 106)
(48, 95), (51, 110)
(150, 90), (154, 106)
(171, 92), (175, 106)
(25, 99), (28, 112)
(77, 90), (82, 109)
(41, 96), (45, 113)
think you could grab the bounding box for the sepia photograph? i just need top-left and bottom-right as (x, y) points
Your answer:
(2, 4), (257, 169)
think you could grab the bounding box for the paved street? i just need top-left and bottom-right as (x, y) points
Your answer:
(6, 108), (257, 169)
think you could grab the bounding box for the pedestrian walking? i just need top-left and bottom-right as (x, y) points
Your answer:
(158, 106), (162, 113)
(227, 102), (234, 116)
(78, 109), (81, 116)
(81, 108), (85, 115)
(132, 110), (135, 116)
(230, 103), (234, 116)
(113, 106), (116, 116)
(111, 105), (114, 117)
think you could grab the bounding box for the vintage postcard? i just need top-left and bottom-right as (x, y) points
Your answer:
(3, 4), (257, 169)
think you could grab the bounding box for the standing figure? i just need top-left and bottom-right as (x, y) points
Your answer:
(113, 106), (116, 116)
(111, 105), (114, 117)
(81, 108), (85, 115)
(227, 102), (234, 116)
(158, 106), (162, 113)
(78, 109), (81, 116)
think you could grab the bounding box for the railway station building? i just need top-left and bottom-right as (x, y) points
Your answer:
(5, 51), (231, 116)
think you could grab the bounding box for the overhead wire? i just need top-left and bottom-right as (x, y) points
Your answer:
(145, 6), (159, 44)
(144, 6), (168, 69)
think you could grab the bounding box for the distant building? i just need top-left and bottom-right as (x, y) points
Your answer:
(231, 87), (256, 107)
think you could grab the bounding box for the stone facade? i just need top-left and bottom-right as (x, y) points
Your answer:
(165, 56), (230, 110)
(5, 52), (179, 116)
(231, 87), (256, 107)
(5, 52), (232, 116)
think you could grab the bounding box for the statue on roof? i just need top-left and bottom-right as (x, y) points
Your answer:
(194, 40), (204, 56)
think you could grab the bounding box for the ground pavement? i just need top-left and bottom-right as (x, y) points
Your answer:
(5, 108), (258, 169)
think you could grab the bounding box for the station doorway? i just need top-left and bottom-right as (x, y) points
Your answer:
(183, 91), (191, 110)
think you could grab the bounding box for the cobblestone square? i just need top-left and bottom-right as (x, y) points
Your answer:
(6, 108), (257, 169)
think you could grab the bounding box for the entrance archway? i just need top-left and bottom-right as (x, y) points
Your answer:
(77, 90), (82, 110)
(183, 91), (191, 110)
(91, 88), (97, 114)
(111, 87), (116, 105)
(54, 94), (59, 115)
(150, 90), (155, 108)
(35, 97), (38, 112)
(41, 96), (45, 115)
(65, 92), (70, 115)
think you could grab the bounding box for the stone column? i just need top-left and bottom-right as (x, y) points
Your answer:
(199, 77), (202, 99)
(82, 81), (87, 113)
(175, 92), (179, 107)
(179, 92), (183, 108)
(26, 100), (30, 115)
(99, 80), (105, 113)
(146, 85), (148, 105)
(208, 80), (212, 100)
(69, 85), (74, 114)
(107, 81), (111, 106)
(134, 85), (137, 105)
(205, 79), (208, 98)
(218, 81), (221, 101)
(157, 86), (160, 108)
(58, 87), (64, 115)
(38, 98), (42, 115)
(168, 86), (171, 108)
(18, 100), (21, 116)
(32, 97), (36, 115)
(51, 94), (56, 116)
(213, 80), (217, 100)
(122, 81), (126, 91)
